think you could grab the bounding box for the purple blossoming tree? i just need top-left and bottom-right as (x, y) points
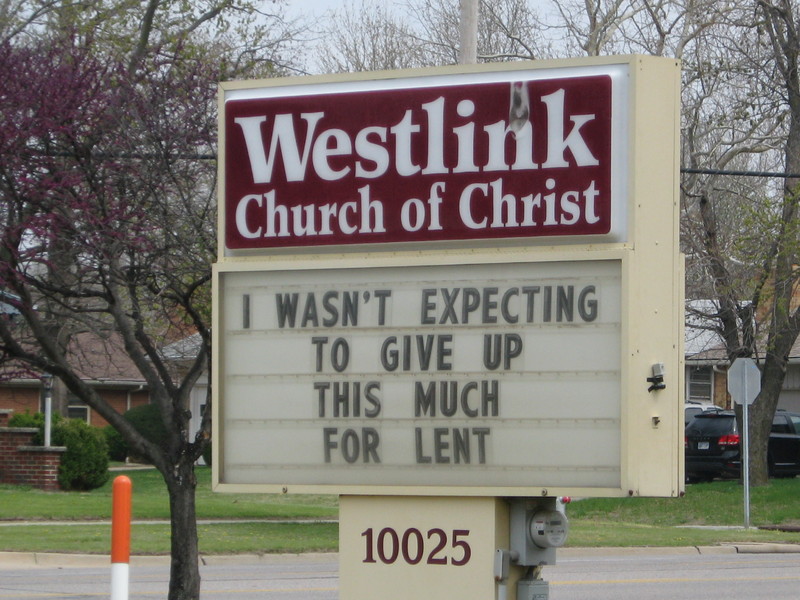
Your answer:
(0, 1), (304, 594)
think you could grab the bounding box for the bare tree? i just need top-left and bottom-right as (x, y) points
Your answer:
(741, 0), (800, 483)
(547, 0), (800, 484)
(317, 0), (548, 72)
(316, 0), (800, 484)
(319, 1), (430, 72)
(0, 37), (216, 599)
(548, 0), (644, 55)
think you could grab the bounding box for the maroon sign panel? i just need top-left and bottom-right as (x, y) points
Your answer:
(224, 73), (613, 250)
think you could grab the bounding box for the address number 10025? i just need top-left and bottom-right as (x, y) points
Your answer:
(361, 527), (471, 566)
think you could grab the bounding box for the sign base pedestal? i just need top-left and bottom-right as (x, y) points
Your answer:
(340, 495), (519, 600)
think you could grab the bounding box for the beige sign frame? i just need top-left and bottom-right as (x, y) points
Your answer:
(213, 55), (684, 499)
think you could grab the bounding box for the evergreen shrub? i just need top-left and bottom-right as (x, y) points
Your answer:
(103, 425), (128, 462)
(7, 411), (63, 445)
(51, 419), (110, 490)
(123, 403), (166, 464)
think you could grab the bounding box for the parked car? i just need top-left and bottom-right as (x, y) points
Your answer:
(684, 410), (800, 482)
(684, 401), (722, 425)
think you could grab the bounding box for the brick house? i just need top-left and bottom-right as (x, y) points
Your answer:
(0, 331), (150, 426)
(684, 300), (800, 413)
(0, 329), (210, 486)
(685, 341), (800, 413)
(0, 281), (210, 483)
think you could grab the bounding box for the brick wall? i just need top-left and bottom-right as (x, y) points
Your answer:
(0, 388), (39, 416)
(0, 409), (65, 491)
(89, 389), (149, 427)
(713, 370), (732, 409)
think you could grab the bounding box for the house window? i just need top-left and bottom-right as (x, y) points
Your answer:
(688, 367), (713, 402)
(67, 395), (90, 423)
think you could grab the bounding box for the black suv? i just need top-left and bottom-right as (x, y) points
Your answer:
(684, 410), (800, 482)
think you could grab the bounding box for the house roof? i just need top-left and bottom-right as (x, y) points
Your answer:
(65, 331), (145, 383)
(685, 299), (800, 365)
(686, 336), (800, 364)
(161, 332), (202, 362)
(0, 331), (145, 387)
(685, 299), (724, 357)
(0, 324), (207, 388)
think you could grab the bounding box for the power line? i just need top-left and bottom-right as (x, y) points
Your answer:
(13, 150), (800, 178)
(682, 167), (800, 179)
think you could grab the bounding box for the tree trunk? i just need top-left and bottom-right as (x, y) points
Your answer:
(164, 461), (201, 600)
(748, 322), (798, 485)
(747, 359), (784, 485)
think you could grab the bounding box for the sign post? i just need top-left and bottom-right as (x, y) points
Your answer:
(727, 357), (761, 529)
(213, 56), (683, 600)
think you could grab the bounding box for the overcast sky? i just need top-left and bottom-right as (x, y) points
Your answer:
(283, 0), (347, 19)
(278, 0), (399, 74)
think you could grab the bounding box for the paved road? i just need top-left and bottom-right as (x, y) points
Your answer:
(0, 553), (338, 599)
(549, 548), (800, 600)
(2, 547), (800, 599)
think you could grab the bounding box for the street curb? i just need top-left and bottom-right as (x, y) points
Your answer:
(0, 551), (339, 569)
(731, 543), (800, 554)
(3, 544), (799, 569)
(0, 552), (171, 568)
(560, 546), (713, 557)
(560, 543), (800, 556)
(200, 552), (338, 566)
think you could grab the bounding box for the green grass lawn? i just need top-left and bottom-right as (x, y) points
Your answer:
(0, 467), (338, 521)
(0, 467), (339, 555)
(0, 521), (339, 555)
(569, 478), (800, 528)
(0, 468), (798, 554)
(564, 478), (800, 547)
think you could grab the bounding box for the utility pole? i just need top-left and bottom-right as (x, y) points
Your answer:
(459, 0), (478, 64)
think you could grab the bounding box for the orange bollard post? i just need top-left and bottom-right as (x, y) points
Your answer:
(111, 475), (132, 600)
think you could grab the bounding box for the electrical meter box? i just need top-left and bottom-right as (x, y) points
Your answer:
(509, 498), (569, 566)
